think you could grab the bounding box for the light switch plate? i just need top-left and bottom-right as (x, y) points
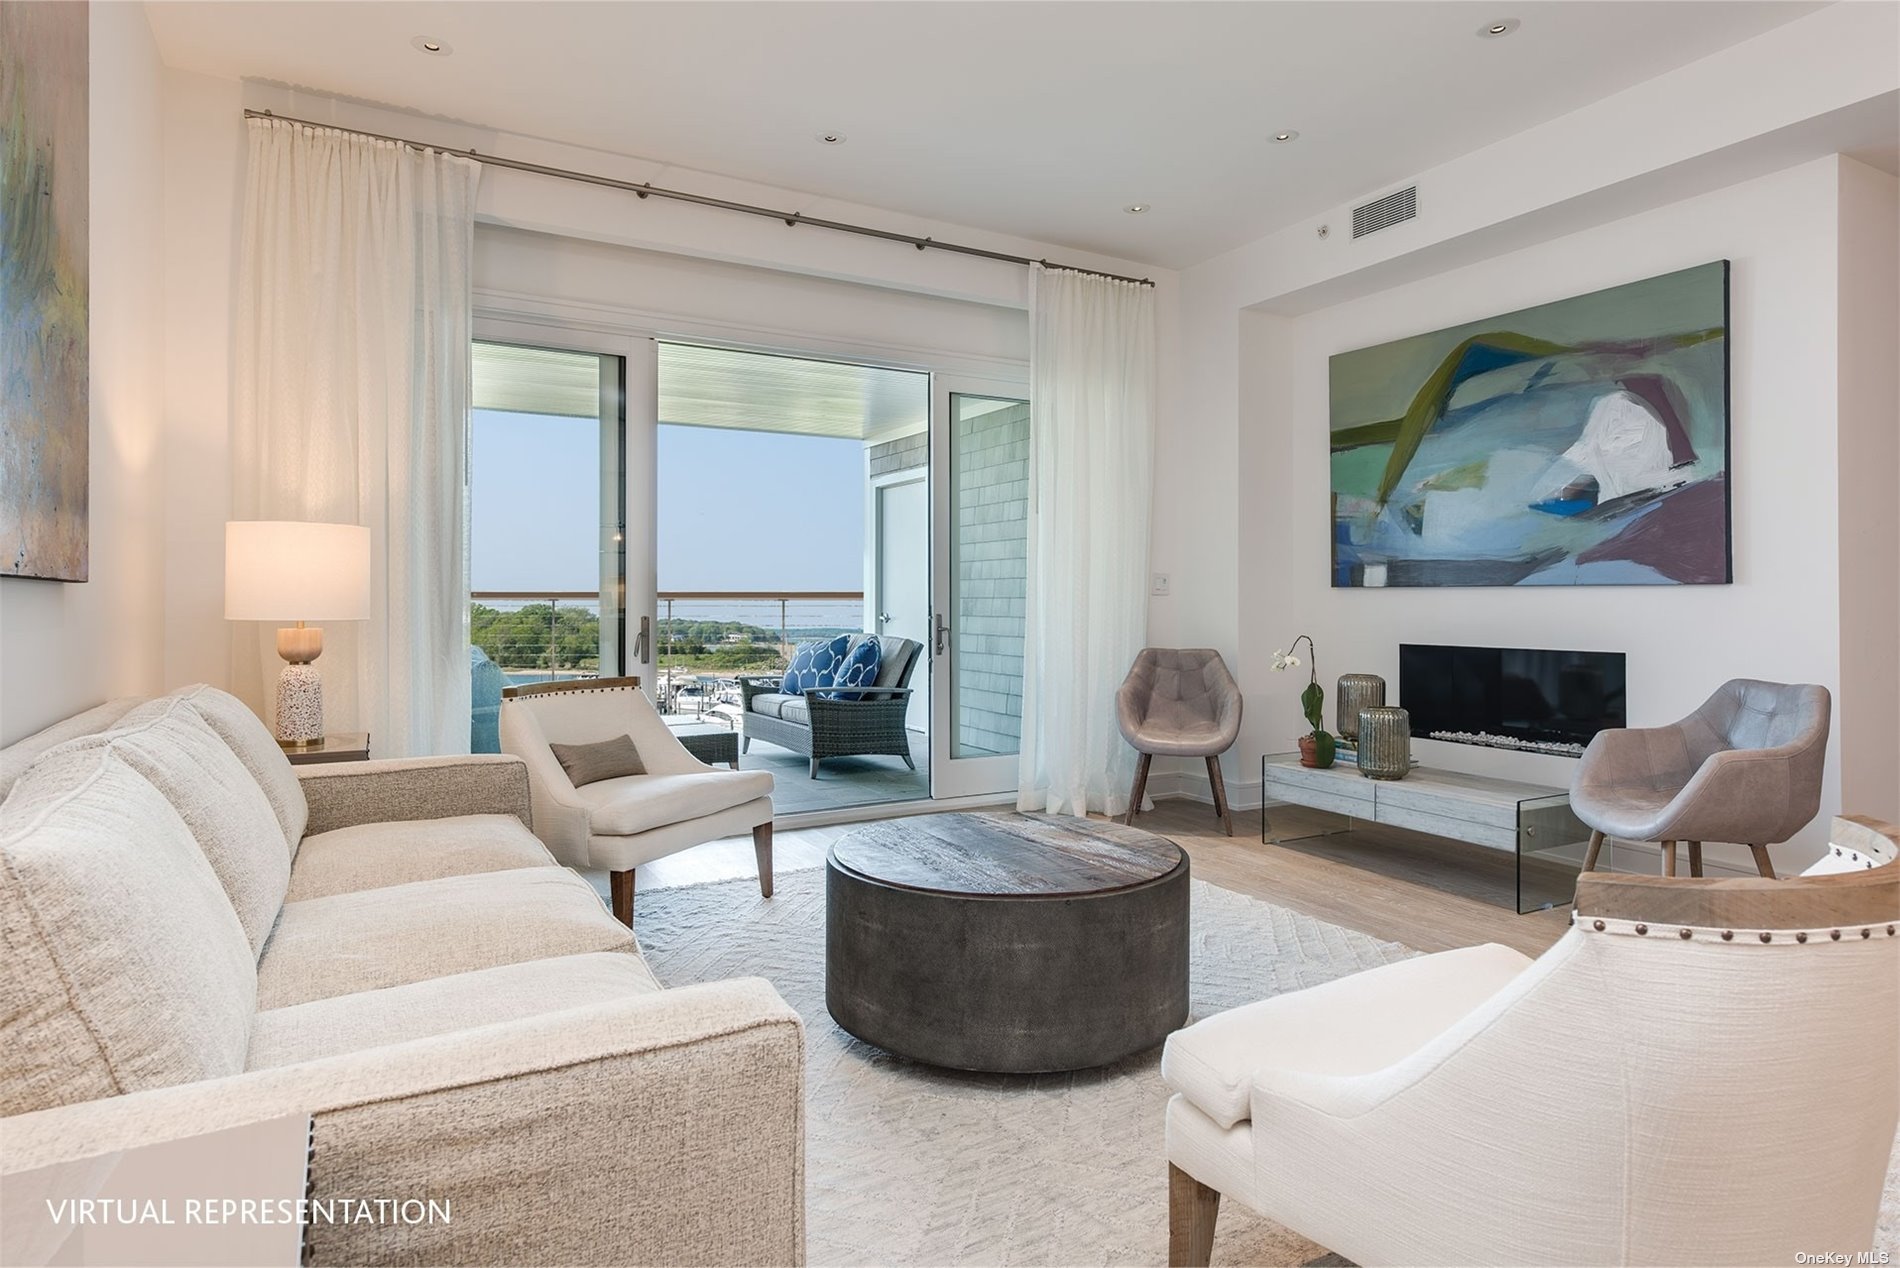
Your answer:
(1151, 573), (1171, 596)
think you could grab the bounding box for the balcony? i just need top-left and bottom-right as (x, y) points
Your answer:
(471, 589), (929, 816)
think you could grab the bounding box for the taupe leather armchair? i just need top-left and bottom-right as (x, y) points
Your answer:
(1571, 679), (1830, 879)
(1117, 648), (1243, 836)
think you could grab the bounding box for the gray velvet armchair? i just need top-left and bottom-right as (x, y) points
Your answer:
(1117, 648), (1243, 836)
(1571, 678), (1831, 879)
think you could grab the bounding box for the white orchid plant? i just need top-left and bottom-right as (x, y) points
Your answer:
(1270, 634), (1330, 747)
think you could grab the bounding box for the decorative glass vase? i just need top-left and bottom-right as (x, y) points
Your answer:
(1335, 674), (1386, 741)
(1357, 706), (1412, 780)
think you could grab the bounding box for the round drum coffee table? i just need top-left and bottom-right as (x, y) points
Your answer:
(825, 812), (1189, 1073)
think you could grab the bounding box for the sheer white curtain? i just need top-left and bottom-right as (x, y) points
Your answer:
(1017, 266), (1157, 816)
(231, 117), (480, 756)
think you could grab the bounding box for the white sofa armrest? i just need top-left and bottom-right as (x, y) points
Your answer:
(0, 978), (805, 1267)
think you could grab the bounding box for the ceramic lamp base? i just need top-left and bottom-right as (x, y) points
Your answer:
(276, 663), (324, 745)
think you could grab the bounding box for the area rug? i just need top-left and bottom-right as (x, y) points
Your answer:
(634, 866), (1407, 1266)
(635, 867), (1900, 1266)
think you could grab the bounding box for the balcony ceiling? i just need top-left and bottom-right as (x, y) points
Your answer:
(658, 343), (927, 441)
(145, 1), (1824, 269)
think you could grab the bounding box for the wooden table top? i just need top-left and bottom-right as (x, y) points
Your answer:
(829, 812), (1185, 898)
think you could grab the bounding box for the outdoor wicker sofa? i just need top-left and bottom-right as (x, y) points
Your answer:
(739, 635), (923, 778)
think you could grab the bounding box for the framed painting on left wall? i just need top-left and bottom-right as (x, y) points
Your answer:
(0, 0), (89, 582)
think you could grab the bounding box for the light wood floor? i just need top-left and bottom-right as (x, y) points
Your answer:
(604, 798), (1572, 957)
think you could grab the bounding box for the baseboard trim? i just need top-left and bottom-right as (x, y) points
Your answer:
(777, 792), (1015, 832)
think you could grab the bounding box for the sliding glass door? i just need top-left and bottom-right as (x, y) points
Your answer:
(929, 377), (1031, 800)
(467, 337), (640, 748)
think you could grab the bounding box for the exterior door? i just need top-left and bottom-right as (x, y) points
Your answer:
(929, 378), (1031, 799)
(874, 474), (930, 733)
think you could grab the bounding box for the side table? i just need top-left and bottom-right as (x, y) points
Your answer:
(279, 733), (370, 765)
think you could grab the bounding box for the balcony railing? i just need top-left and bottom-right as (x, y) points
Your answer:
(470, 589), (868, 712)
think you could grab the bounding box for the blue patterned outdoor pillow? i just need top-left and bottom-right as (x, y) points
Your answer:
(822, 638), (883, 701)
(780, 635), (849, 695)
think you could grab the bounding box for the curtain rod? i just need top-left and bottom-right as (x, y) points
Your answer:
(245, 109), (1155, 288)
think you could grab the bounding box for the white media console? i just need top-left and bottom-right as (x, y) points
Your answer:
(1259, 753), (1588, 913)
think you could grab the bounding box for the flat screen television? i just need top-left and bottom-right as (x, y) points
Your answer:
(1397, 644), (1626, 756)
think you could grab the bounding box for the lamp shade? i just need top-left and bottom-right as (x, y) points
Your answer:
(225, 521), (371, 622)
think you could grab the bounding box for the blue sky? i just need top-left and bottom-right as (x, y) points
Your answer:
(470, 411), (865, 592)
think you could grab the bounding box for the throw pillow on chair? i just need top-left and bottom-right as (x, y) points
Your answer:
(823, 639), (883, 700)
(781, 635), (849, 695)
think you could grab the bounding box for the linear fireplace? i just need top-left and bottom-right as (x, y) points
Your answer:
(1398, 644), (1626, 757)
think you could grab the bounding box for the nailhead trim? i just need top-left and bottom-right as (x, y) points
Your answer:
(1796, 931), (1808, 943)
(1593, 920), (1605, 932)
(1831, 930), (1842, 941)
(1678, 928), (1692, 940)
(1864, 929), (1873, 939)
(1634, 924), (1648, 936)
(1759, 932), (1772, 943)
(1721, 931), (1734, 941)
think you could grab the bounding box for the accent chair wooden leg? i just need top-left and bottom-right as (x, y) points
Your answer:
(1749, 844), (1776, 879)
(1205, 756), (1235, 837)
(753, 822), (774, 898)
(1168, 1163), (1220, 1268)
(1581, 829), (1605, 873)
(610, 869), (635, 928)
(1126, 753), (1153, 826)
(1687, 841), (1703, 877)
(1661, 840), (1677, 877)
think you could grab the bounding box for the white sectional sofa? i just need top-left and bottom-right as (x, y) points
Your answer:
(0, 686), (804, 1266)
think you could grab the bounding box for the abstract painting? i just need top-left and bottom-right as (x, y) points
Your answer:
(1330, 261), (1730, 587)
(1, 0), (89, 581)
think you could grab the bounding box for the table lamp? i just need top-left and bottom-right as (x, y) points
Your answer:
(225, 521), (371, 746)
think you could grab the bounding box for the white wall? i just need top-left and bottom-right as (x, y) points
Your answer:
(1235, 157), (1874, 874)
(0, 3), (168, 744)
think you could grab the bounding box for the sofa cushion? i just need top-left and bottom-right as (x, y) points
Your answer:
(1160, 942), (1532, 1130)
(162, 685), (309, 854)
(0, 697), (140, 802)
(873, 637), (920, 691)
(285, 813), (555, 902)
(0, 747), (255, 1117)
(575, 769), (775, 837)
(780, 634), (848, 695)
(780, 698), (811, 728)
(550, 734), (646, 786)
(92, 699), (291, 955)
(256, 868), (633, 1009)
(823, 637), (882, 701)
(246, 950), (661, 1069)
(748, 692), (796, 720)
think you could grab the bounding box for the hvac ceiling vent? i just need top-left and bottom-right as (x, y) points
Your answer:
(1352, 186), (1417, 239)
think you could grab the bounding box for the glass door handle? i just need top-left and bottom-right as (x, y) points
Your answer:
(934, 613), (950, 656)
(878, 612), (893, 626)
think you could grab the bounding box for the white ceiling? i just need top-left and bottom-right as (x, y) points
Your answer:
(147, 1), (1823, 268)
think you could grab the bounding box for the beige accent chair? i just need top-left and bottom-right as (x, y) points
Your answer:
(1117, 648), (1243, 835)
(1161, 815), (1899, 1267)
(500, 678), (775, 925)
(1572, 678), (1831, 879)
(0, 685), (805, 1267)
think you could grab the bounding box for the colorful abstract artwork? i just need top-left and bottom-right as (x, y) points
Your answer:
(1330, 262), (1730, 587)
(1, 0), (89, 581)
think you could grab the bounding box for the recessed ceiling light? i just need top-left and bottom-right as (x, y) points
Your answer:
(1271, 130), (1300, 143)
(1477, 19), (1519, 38)
(1123, 204), (1150, 215)
(410, 35), (452, 56)
(815, 132), (847, 145)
